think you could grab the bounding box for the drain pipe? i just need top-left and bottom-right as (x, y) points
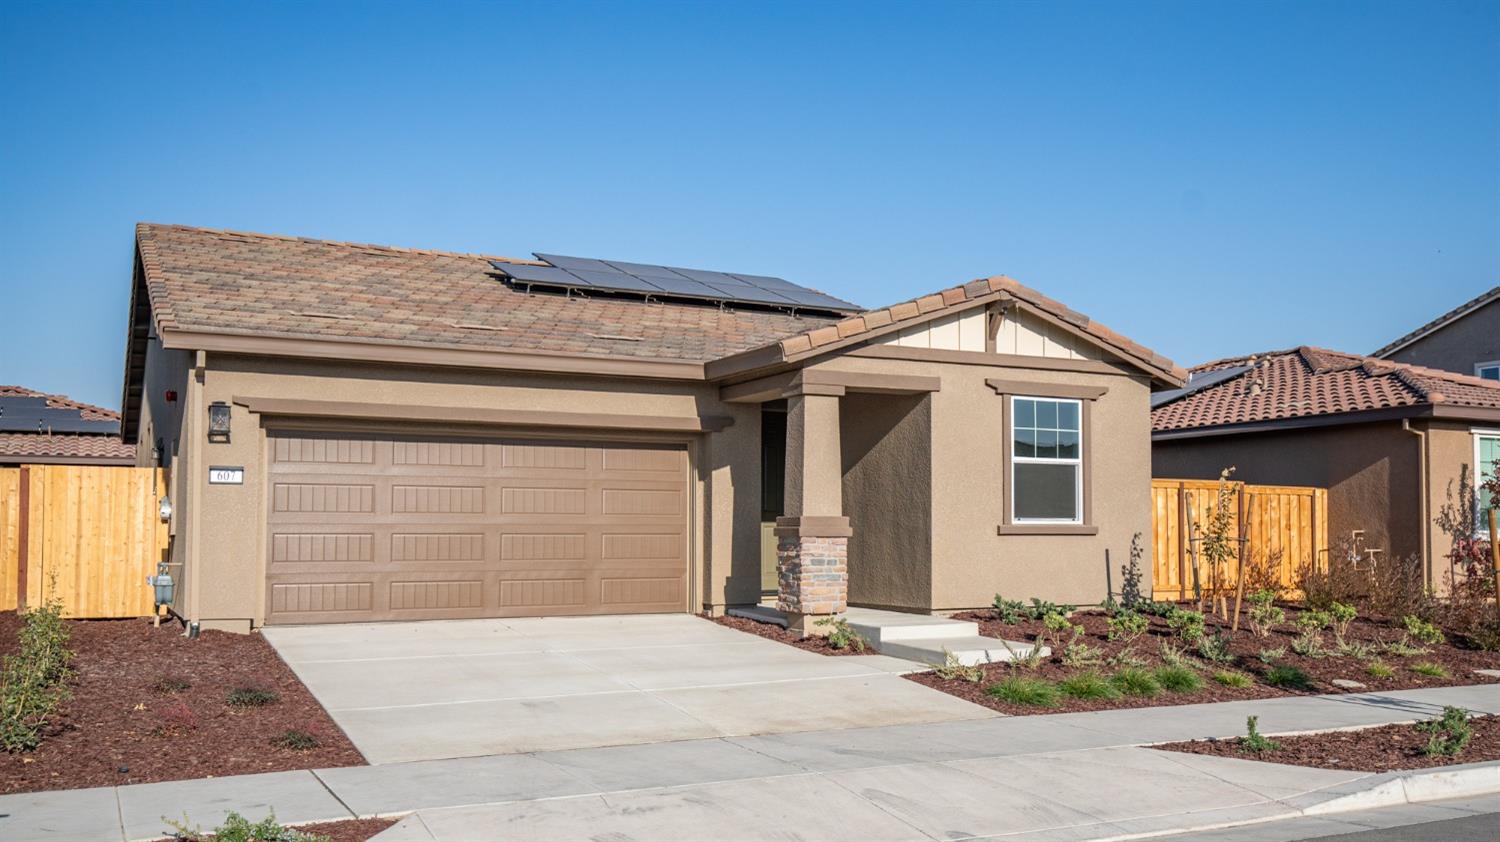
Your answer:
(1403, 419), (1431, 588)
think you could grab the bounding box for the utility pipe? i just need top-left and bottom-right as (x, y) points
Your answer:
(1402, 419), (1431, 589)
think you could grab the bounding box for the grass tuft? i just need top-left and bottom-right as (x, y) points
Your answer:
(1264, 664), (1313, 691)
(1411, 662), (1449, 678)
(226, 686), (280, 707)
(1366, 661), (1396, 680)
(1212, 670), (1253, 688)
(1153, 665), (1204, 693)
(1111, 667), (1161, 697)
(985, 676), (1059, 707)
(1057, 671), (1121, 701)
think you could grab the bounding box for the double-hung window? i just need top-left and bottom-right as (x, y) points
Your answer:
(1011, 396), (1083, 523)
(1476, 361), (1500, 382)
(1478, 430), (1500, 537)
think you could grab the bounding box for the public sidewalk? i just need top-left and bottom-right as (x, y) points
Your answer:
(4, 684), (1499, 842)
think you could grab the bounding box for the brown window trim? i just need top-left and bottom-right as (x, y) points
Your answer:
(990, 380), (1106, 535)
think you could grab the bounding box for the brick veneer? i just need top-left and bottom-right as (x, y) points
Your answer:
(776, 535), (848, 622)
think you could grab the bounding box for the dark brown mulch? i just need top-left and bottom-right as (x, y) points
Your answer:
(157, 816), (398, 842)
(1, 612), (365, 795)
(1155, 715), (1500, 772)
(709, 613), (869, 655)
(906, 603), (1500, 716)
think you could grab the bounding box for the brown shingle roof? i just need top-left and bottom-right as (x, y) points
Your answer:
(1152, 347), (1500, 433)
(757, 276), (1187, 385)
(1372, 285), (1500, 359)
(0, 386), (135, 463)
(136, 223), (839, 364)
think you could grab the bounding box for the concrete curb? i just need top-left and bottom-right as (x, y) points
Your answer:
(1090, 759), (1500, 841)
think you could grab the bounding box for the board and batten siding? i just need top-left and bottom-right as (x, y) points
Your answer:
(872, 306), (1100, 360)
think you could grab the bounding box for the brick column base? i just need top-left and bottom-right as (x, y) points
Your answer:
(774, 516), (850, 637)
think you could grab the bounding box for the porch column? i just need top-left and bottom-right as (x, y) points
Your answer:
(776, 386), (851, 636)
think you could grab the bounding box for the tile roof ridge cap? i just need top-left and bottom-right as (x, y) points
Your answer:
(1190, 348), (1298, 373)
(134, 221), (540, 265)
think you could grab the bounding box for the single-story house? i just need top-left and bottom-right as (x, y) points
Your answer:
(1152, 347), (1500, 589)
(0, 385), (136, 466)
(122, 223), (1184, 633)
(1372, 285), (1499, 381)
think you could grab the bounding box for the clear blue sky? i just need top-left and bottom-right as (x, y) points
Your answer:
(2, 1), (1496, 411)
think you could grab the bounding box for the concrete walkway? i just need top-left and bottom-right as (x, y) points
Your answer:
(3, 684), (1498, 842)
(261, 614), (980, 763)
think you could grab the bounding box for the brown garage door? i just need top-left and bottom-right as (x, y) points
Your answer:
(264, 432), (690, 624)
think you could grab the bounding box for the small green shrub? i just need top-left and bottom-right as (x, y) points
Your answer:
(1257, 646), (1286, 664)
(1107, 611), (1148, 643)
(1213, 670), (1253, 688)
(152, 676), (192, 695)
(1002, 637), (1046, 670)
(1025, 598), (1076, 621)
(1402, 615), (1445, 646)
(1057, 671), (1121, 701)
(1197, 631), (1234, 664)
(1246, 590), (1285, 638)
(1416, 706), (1473, 757)
(1297, 610), (1333, 631)
(1138, 600), (1178, 618)
(226, 686), (280, 708)
(1, 598), (75, 753)
(1383, 638), (1428, 658)
(1411, 661), (1449, 678)
(1167, 609), (1206, 644)
(986, 676), (1059, 707)
(1291, 630), (1326, 658)
(1153, 665), (1204, 693)
(164, 810), (331, 842)
(1334, 639), (1374, 660)
(1041, 611), (1083, 653)
(1366, 661), (1396, 679)
(1159, 640), (1191, 668)
(1264, 664), (1313, 691)
(1329, 602), (1358, 642)
(815, 617), (867, 652)
(992, 595), (1026, 624)
(1111, 667), (1161, 697)
(933, 649), (983, 683)
(1062, 640), (1104, 669)
(1240, 715), (1281, 753)
(271, 729), (321, 751)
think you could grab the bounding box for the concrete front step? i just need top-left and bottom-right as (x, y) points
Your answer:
(878, 635), (1048, 667)
(842, 607), (979, 645)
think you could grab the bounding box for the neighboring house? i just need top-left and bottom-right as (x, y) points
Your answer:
(121, 223), (1183, 633)
(1372, 286), (1500, 381)
(0, 385), (135, 466)
(1152, 347), (1500, 589)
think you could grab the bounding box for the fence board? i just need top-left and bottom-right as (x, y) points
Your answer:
(1151, 478), (1327, 600)
(0, 465), (166, 618)
(0, 468), (17, 611)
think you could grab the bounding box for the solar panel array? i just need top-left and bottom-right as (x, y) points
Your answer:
(0, 396), (121, 435)
(489, 253), (860, 314)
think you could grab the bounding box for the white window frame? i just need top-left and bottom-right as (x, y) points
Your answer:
(1010, 395), (1084, 525)
(1475, 360), (1500, 381)
(1475, 428), (1500, 538)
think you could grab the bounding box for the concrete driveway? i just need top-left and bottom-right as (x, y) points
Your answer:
(263, 614), (992, 764)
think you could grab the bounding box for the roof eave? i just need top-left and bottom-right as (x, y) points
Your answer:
(1152, 405), (1435, 441)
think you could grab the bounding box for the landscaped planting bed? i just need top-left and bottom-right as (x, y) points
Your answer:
(1, 611), (364, 794)
(710, 613), (870, 655)
(907, 600), (1500, 716)
(1156, 712), (1500, 772)
(157, 816), (399, 842)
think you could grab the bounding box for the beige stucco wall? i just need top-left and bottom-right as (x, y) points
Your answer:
(1381, 299), (1500, 377)
(1425, 420), (1499, 588)
(811, 353), (1155, 611)
(144, 352), (762, 629)
(839, 392), (933, 610)
(132, 336), (194, 616)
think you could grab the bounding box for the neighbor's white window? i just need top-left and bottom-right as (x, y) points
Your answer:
(1011, 396), (1083, 523)
(1477, 430), (1500, 536)
(1476, 361), (1500, 381)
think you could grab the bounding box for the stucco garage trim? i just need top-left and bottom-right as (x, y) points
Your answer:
(232, 396), (734, 433)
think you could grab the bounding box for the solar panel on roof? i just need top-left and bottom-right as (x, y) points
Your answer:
(489, 261), (583, 285)
(711, 285), (797, 305)
(727, 273), (799, 290)
(533, 253), (620, 273)
(775, 288), (861, 309)
(637, 275), (725, 299)
(667, 267), (755, 287)
(602, 260), (691, 280)
(567, 270), (664, 293)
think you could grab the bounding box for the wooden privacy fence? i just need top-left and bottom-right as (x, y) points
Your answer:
(1, 465), (167, 618)
(1151, 478), (1327, 601)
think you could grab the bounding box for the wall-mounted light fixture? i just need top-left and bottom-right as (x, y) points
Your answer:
(207, 401), (231, 443)
(158, 495), (173, 523)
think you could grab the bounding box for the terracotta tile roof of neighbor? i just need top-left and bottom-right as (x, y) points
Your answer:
(1152, 347), (1500, 433)
(1372, 285), (1500, 358)
(135, 223), (842, 363)
(0, 386), (135, 462)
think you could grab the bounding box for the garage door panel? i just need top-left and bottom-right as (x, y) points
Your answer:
(266, 432), (689, 624)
